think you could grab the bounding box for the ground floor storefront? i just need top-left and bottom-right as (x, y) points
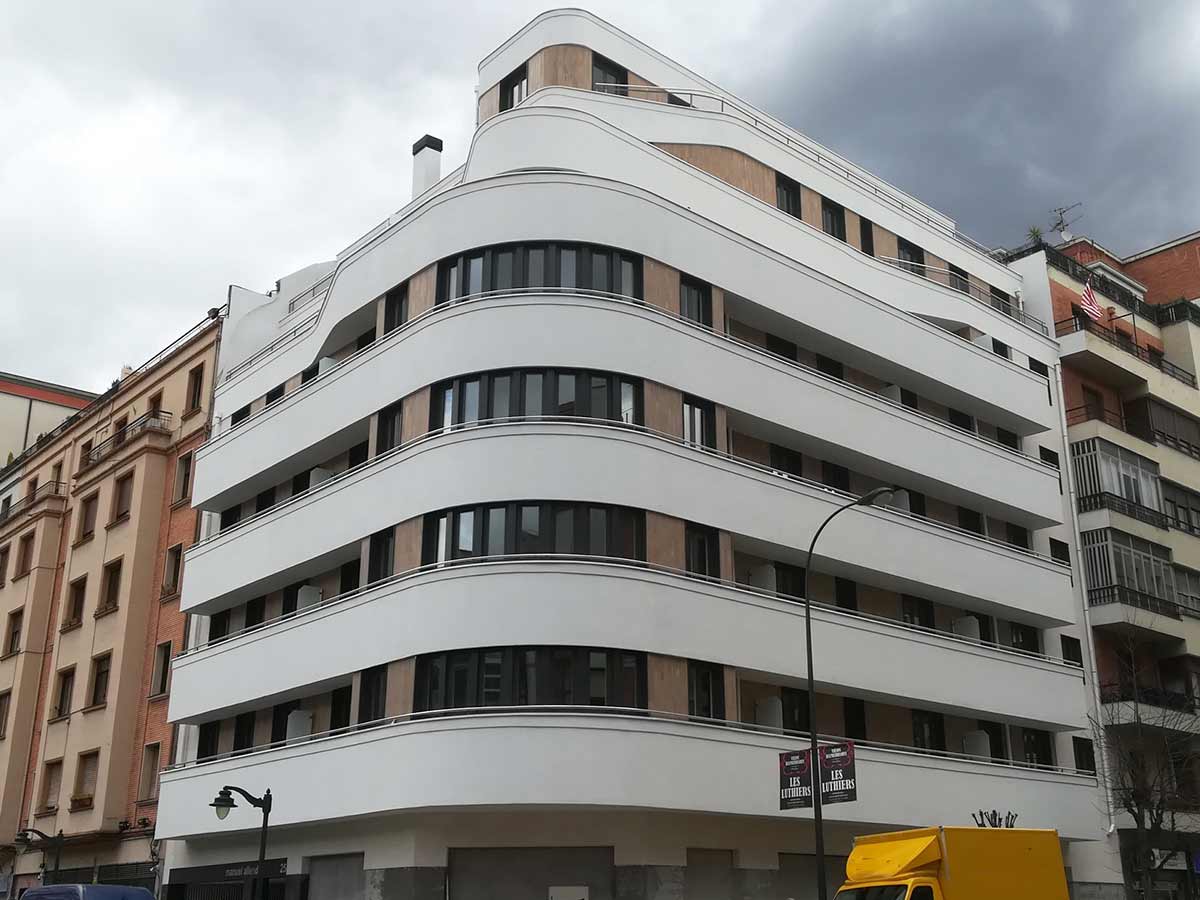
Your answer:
(1114, 830), (1200, 900)
(162, 809), (1125, 900)
(6, 833), (155, 898)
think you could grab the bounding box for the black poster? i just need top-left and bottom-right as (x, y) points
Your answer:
(779, 742), (857, 810)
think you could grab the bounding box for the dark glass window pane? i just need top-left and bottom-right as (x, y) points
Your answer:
(495, 250), (514, 290)
(611, 508), (642, 560)
(519, 505), (541, 553)
(844, 698), (867, 739)
(592, 250), (610, 293)
(589, 651), (608, 705)
(524, 373), (544, 416)
(485, 507), (506, 557)
(560, 248), (577, 288)
(557, 373), (576, 415)
(591, 375), (609, 419)
(481, 651), (504, 705)
(859, 217), (875, 256)
(461, 379), (481, 424)
(528, 248), (545, 288)
(465, 254), (483, 296)
(551, 649), (574, 704)
(555, 507), (575, 553)
(619, 258), (635, 296)
(491, 375), (511, 419)
(455, 510), (476, 558)
(589, 507), (608, 556)
(449, 654), (471, 708)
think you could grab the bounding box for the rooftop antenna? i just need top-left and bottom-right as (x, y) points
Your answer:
(1051, 203), (1083, 243)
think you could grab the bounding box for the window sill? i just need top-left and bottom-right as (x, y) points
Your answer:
(59, 620), (82, 635)
(159, 589), (180, 604)
(169, 496), (192, 511)
(94, 604), (119, 620)
(10, 570), (30, 584)
(0, 651), (17, 662)
(82, 702), (107, 714)
(181, 406), (204, 422)
(73, 532), (95, 548)
(147, 691), (169, 703)
(33, 806), (57, 818)
(47, 713), (70, 724)
(106, 513), (131, 530)
(135, 797), (159, 808)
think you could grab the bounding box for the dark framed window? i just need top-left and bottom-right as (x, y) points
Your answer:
(301, 363), (319, 384)
(683, 395), (716, 449)
(990, 285), (1012, 313)
(912, 709), (946, 751)
(499, 63), (529, 111)
(384, 284), (408, 334)
(781, 686), (809, 732)
(765, 333), (798, 361)
(1040, 446), (1060, 468)
(835, 577), (857, 611)
(897, 238), (925, 275)
(679, 275), (712, 327)
(244, 596), (265, 629)
(291, 469), (311, 496)
(1022, 728), (1054, 766)
(685, 523), (721, 578)
(355, 328), (376, 351)
(821, 198), (846, 241)
(358, 666), (387, 726)
(770, 443), (804, 478)
(233, 711), (256, 754)
(687, 660), (725, 719)
(859, 217), (875, 256)
(1049, 538), (1070, 563)
(368, 527), (395, 584)
(957, 507), (983, 535)
(208, 609), (230, 642)
(816, 354), (844, 380)
(776, 172), (802, 219)
(431, 368), (642, 428)
(436, 242), (641, 304)
(843, 697), (867, 740)
(1006, 523), (1030, 550)
(415, 646), (646, 712)
(197, 721), (220, 760)
(1073, 736), (1096, 773)
(230, 405), (250, 427)
(348, 441), (369, 468)
(220, 504), (241, 531)
(377, 401), (403, 454)
(1009, 622), (1040, 654)
(906, 489), (927, 517)
(948, 264), (970, 293)
(900, 388), (919, 410)
(255, 487), (275, 514)
(1061, 635), (1083, 666)
(902, 595), (934, 628)
(265, 383), (285, 406)
(992, 339), (1011, 360)
(948, 408), (974, 432)
(995, 427), (1020, 450)
(775, 562), (805, 599)
(821, 462), (850, 492)
(271, 699), (301, 743)
(592, 54), (627, 95)
(1028, 358), (1049, 378)
(340, 560), (360, 593)
(330, 685), (353, 730)
(422, 501), (645, 565)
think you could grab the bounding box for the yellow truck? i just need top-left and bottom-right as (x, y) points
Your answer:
(835, 826), (1070, 900)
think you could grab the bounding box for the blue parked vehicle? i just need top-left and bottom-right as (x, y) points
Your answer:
(21, 886), (156, 900)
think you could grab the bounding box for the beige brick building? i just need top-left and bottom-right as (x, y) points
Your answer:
(0, 315), (219, 895)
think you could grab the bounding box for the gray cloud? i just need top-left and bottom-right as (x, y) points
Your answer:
(1, 1), (1194, 391)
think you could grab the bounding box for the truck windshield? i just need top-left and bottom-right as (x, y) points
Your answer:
(834, 888), (907, 900)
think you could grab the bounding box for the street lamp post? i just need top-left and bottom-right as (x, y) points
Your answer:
(211, 786), (273, 900)
(16, 828), (63, 883)
(801, 486), (895, 900)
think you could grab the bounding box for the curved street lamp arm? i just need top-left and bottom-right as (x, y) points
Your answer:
(223, 784), (272, 813)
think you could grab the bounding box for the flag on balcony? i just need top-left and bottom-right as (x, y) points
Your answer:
(1080, 278), (1103, 321)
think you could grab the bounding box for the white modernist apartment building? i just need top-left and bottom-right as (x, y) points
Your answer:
(157, 10), (1123, 900)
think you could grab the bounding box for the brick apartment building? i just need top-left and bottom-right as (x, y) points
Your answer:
(0, 314), (219, 896)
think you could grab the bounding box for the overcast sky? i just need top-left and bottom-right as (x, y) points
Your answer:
(2, 0), (1196, 392)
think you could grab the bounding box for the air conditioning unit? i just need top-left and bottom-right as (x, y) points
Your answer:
(755, 695), (783, 730)
(962, 730), (992, 759)
(952, 615), (982, 642)
(286, 709), (314, 743)
(298, 585), (322, 608)
(317, 356), (337, 374)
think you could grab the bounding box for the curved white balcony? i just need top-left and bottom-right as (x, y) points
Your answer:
(212, 172), (1054, 440)
(195, 294), (1061, 525)
(182, 421), (1074, 624)
(169, 558), (1085, 727)
(155, 710), (1099, 841)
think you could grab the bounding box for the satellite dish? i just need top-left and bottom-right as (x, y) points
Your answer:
(1059, 229), (1073, 243)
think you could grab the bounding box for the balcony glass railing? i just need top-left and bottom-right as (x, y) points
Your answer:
(164, 704), (1089, 776)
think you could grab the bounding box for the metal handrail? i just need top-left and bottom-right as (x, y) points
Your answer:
(1100, 682), (1196, 713)
(163, 704), (1089, 777)
(83, 410), (174, 468)
(1087, 584), (1196, 621)
(875, 257), (1046, 335)
(1006, 241), (1156, 319)
(1055, 317), (1197, 388)
(1078, 492), (1169, 529)
(193, 415), (1068, 568)
(587, 84), (1001, 260)
(178, 553), (1079, 666)
(0, 481), (68, 527)
(223, 312), (320, 382)
(1065, 405), (1127, 430)
(285, 271), (335, 315)
(208, 286), (1054, 472)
